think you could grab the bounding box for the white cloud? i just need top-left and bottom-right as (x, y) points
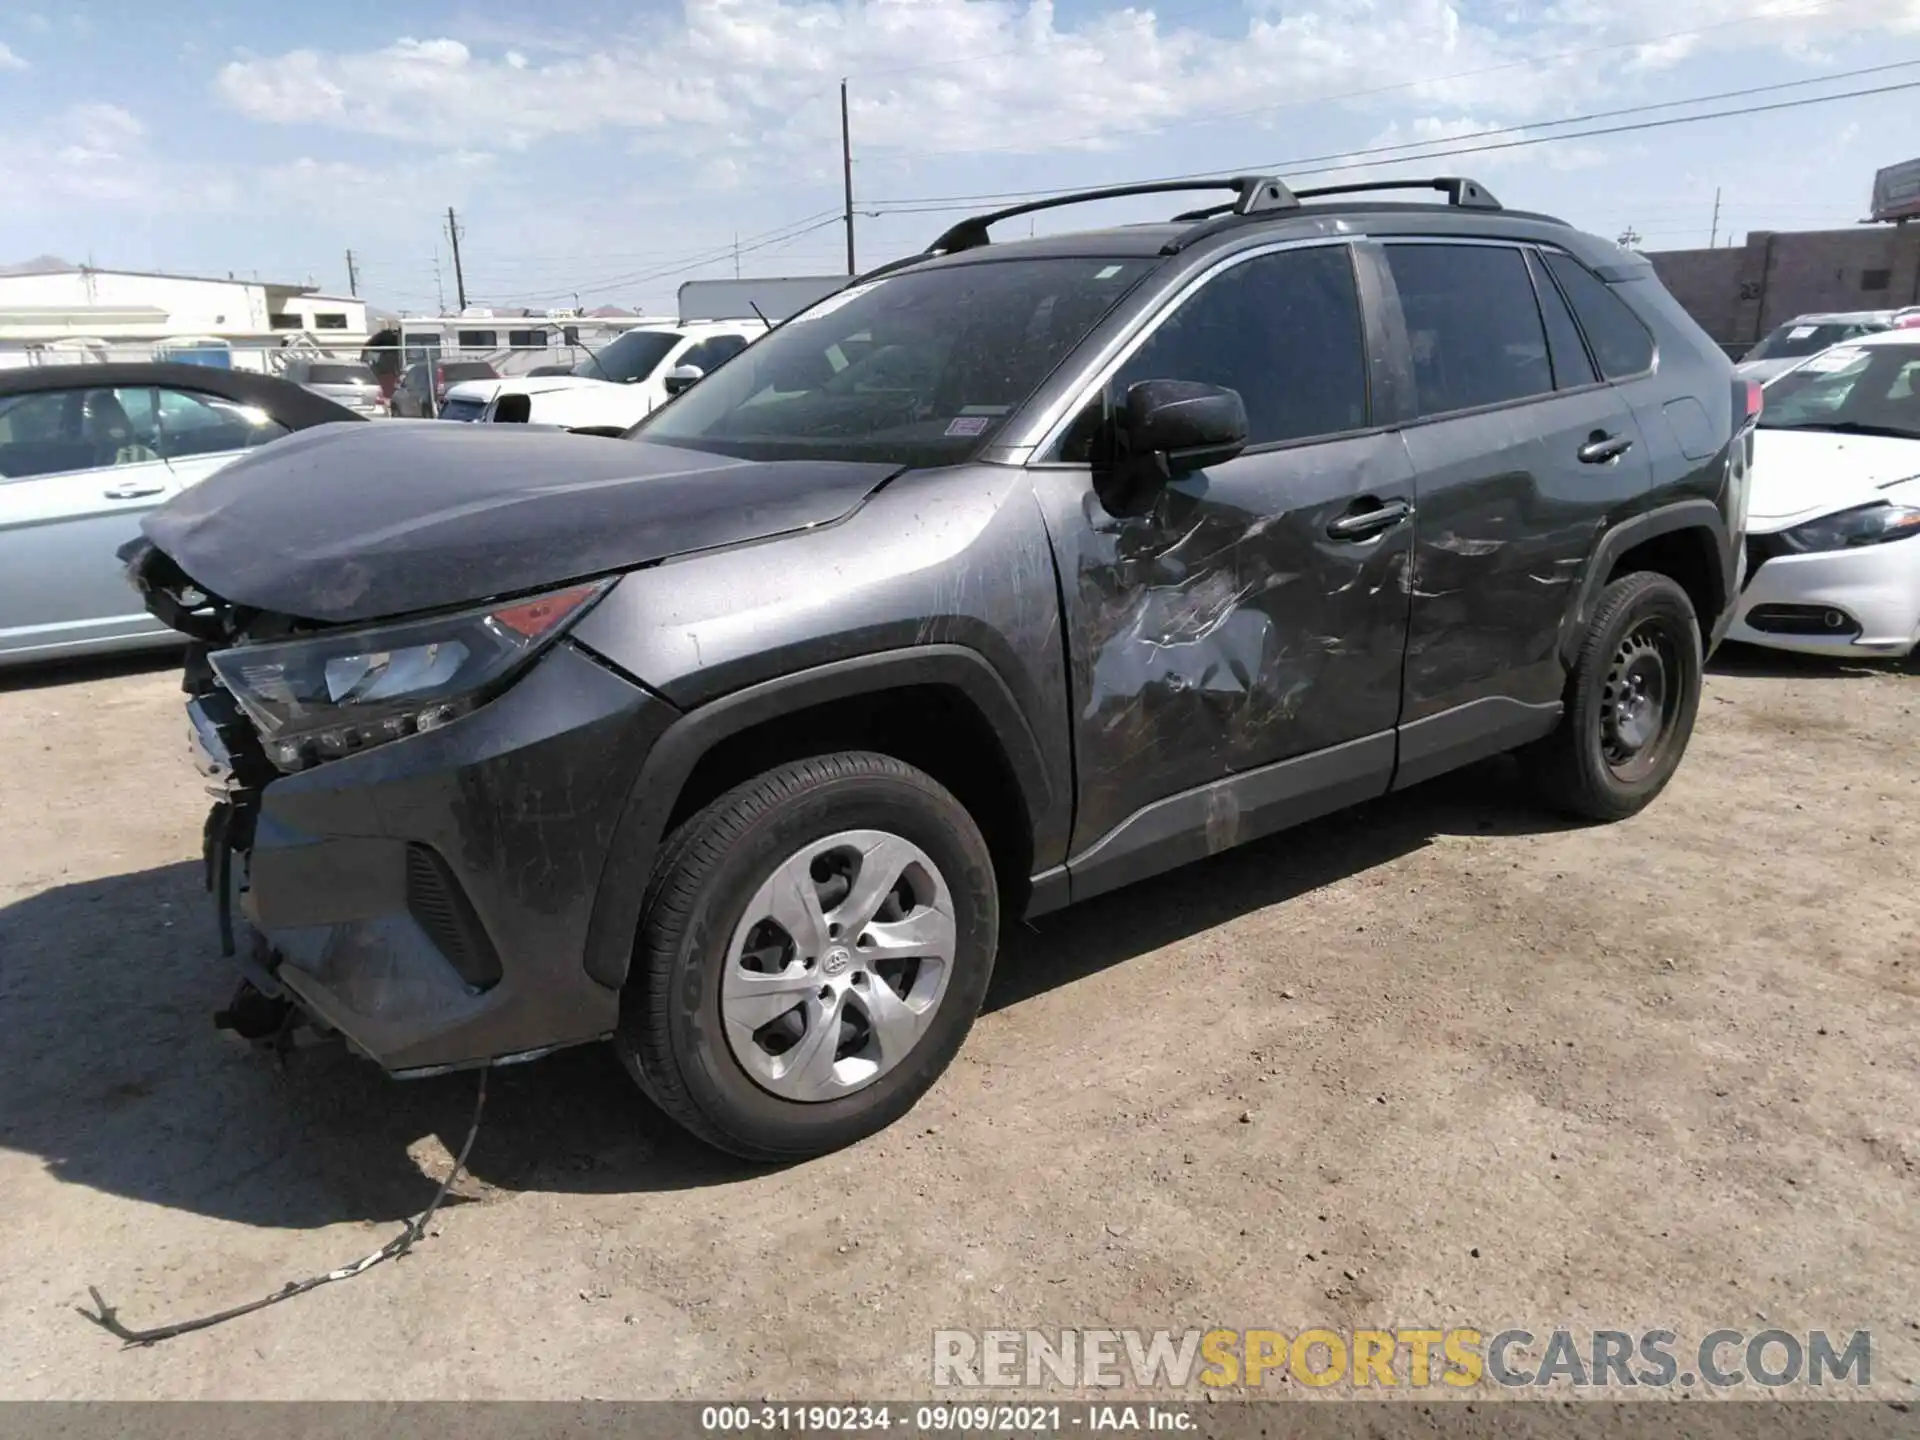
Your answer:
(0, 41), (28, 70)
(207, 0), (1920, 192)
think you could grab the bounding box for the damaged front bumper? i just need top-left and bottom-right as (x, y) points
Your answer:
(195, 641), (676, 1076)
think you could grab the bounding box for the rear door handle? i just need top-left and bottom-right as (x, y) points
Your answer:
(1578, 432), (1634, 465)
(1327, 498), (1414, 541)
(102, 481), (166, 500)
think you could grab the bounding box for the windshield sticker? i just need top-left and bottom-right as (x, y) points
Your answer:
(785, 281), (882, 324)
(945, 416), (992, 437)
(1787, 325), (1818, 340)
(1095, 264), (1125, 279)
(1802, 347), (1867, 373)
(959, 404), (1010, 416)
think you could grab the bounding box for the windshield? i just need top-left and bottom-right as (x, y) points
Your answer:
(633, 257), (1155, 464)
(1757, 342), (1920, 440)
(1747, 321), (1882, 362)
(575, 329), (681, 383)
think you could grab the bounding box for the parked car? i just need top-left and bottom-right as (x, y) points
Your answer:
(1729, 329), (1920, 657)
(280, 358), (387, 418)
(0, 363), (360, 666)
(124, 174), (1748, 1160)
(1736, 311), (1895, 383)
(391, 360), (499, 419)
(461, 322), (766, 429)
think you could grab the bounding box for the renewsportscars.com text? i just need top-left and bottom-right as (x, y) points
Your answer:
(931, 1328), (1873, 1391)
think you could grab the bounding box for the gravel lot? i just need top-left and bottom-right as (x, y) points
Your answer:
(1, 644), (1915, 1401)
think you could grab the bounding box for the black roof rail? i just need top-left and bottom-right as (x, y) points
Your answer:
(925, 175), (1297, 256)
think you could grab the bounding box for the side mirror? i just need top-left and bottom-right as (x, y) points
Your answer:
(663, 363), (704, 396)
(1122, 379), (1248, 474)
(1094, 379), (1248, 517)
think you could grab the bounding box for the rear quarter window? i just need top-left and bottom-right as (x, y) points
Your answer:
(1543, 252), (1656, 380)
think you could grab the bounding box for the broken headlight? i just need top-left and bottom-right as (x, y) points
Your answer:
(209, 580), (612, 772)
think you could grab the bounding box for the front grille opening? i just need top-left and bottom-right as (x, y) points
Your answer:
(1745, 603), (1861, 637)
(405, 843), (504, 992)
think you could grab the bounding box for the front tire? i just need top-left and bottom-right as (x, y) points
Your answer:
(1526, 571), (1703, 821)
(616, 752), (998, 1161)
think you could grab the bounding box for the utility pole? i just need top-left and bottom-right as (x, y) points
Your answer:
(345, 249), (359, 297)
(445, 206), (468, 311)
(1616, 225), (1642, 250)
(734, 232), (741, 279)
(1709, 187), (1721, 250)
(841, 80), (856, 275)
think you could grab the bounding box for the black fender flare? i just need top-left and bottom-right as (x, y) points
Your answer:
(1558, 498), (1733, 669)
(581, 644), (1059, 991)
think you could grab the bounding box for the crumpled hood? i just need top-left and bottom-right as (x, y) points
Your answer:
(138, 421), (900, 624)
(1748, 427), (1920, 530)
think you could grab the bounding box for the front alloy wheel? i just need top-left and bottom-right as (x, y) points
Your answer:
(616, 751), (998, 1161)
(722, 830), (957, 1102)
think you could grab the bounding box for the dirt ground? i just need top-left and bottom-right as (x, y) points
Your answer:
(0, 644), (1915, 1402)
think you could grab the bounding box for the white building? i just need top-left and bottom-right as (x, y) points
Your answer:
(0, 259), (370, 369)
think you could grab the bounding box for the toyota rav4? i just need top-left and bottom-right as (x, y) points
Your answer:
(123, 174), (1752, 1161)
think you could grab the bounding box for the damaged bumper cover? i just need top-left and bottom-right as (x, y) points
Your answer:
(209, 641), (676, 1075)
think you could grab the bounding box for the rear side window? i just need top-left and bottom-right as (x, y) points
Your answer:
(1386, 244), (1553, 417)
(1543, 252), (1656, 379)
(1103, 244), (1369, 448)
(1526, 251), (1598, 390)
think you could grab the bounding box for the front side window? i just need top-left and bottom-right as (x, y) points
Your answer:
(636, 258), (1156, 464)
(1758, 342), (1920, 441)
(1060, 244), (1369, 460)
(1543, 252), (1655, 378)
(576, 329), (682, 383)
(1387, 243), (1553, 418)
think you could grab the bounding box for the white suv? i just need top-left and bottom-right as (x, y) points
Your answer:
(444, 321), (765, 430)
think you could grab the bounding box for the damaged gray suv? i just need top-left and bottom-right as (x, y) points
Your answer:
(124, 174), (1753, 1160)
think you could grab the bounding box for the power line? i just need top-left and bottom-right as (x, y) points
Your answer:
(490, 214), (847, 305)
(855, 0), (1858, 164)
(866, 64), (1920, 216)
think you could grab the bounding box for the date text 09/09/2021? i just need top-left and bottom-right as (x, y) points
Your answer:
(701, 1406), (1188, 1432)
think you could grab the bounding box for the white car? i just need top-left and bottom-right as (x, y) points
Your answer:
(1734, 310), (1896, 385)
(1729, 328), (1920, 658)
(444, 321), (766, 430)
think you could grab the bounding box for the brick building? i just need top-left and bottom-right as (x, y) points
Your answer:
(1645, 222), (1920, 357)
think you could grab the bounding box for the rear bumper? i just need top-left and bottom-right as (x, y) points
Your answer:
(1729, 539), (1920, 658)
(231, 641), (676, 1073)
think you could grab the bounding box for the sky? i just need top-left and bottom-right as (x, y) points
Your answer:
(3, 0), (1920, 316)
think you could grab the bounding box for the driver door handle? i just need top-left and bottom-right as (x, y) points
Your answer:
(102, 480), (167, 500)
(1327, 497), (1414, 541)
(1578, 432), (1634, 465)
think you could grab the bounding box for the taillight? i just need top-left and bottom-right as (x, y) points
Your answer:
(1739, 378), (1763, 430)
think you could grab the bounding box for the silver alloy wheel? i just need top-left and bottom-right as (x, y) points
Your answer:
(720, 828), (957, 1102)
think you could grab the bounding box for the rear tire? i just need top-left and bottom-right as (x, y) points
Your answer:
(615, 752), (998, 1161)
(1525, 571), (1702, 821)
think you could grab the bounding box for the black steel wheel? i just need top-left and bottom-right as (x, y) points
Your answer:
(1525, 571), (1702, 821)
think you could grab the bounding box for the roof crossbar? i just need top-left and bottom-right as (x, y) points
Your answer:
(1289, 176), (1503, 211)
(925, 175), (1297, 256)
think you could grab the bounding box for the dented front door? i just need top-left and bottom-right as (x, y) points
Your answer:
(1034, 436), (1414, 857)
(1023, 240), (1420, 860)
